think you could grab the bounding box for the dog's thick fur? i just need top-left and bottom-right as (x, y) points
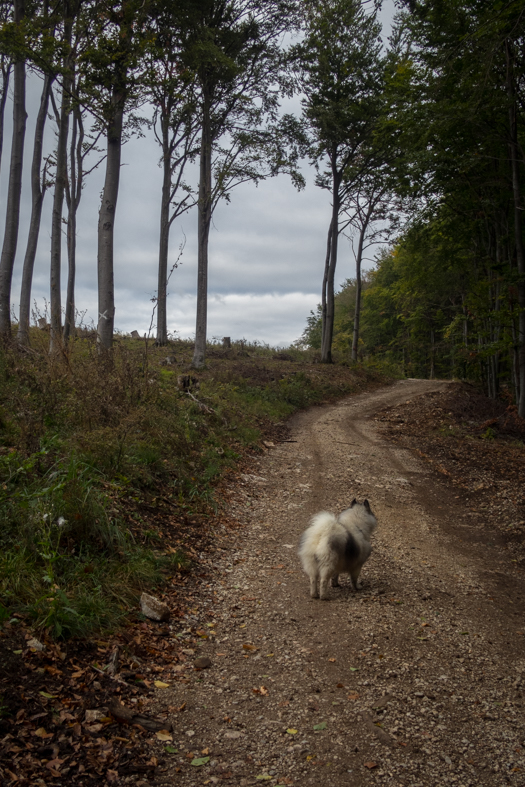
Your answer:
(298, 499), (377, 600)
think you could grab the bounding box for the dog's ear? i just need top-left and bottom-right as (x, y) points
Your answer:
(350, 498), (357, 507)
(363, 499), (371, 512)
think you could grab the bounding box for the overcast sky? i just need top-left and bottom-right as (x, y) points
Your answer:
(0, 1), (396, 347)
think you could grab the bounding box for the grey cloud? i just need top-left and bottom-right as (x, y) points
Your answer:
(1, 2), (395, 346)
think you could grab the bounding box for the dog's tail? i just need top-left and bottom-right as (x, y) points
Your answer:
(298, 511), (338, 576)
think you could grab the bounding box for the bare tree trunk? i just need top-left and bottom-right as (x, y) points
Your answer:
(512, 318), (520, 405)
(320, 218), (332, 352)
(351, 223), (366, 362)
(0, 0), (26, 338)
(64, 103), (81, 343)
(49, 16), (73, 353)
(192, 92), (212, 369)
(0, 58), (12, 178)
(321, 163), (341, 364)
(17, 72), (53, 345)
(507, 41), (525, 417)
(156, 117), (171, 346)
(429, 327), (435, 380)
(97, 93), (125, 350)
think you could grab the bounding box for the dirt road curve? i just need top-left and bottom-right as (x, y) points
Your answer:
(155, 380), (525, 787)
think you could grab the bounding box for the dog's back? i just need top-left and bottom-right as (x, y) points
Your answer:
(298, 500), (377, 599)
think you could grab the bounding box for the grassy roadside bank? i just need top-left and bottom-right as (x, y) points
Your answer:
(0, 334), (393, 640)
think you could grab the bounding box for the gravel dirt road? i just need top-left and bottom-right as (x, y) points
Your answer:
(153, 379), (525, 787)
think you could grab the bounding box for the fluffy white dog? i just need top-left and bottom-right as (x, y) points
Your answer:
(298, 499), (377, 600)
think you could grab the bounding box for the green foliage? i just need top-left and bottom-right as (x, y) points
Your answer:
(376, 0), (525, 405)
(0, 336), (385, 638)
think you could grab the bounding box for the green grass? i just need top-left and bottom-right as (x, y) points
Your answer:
(0, 332), (392, 638)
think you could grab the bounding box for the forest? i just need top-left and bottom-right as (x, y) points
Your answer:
(298, 0), (525, 418)
(0, 0), (523, 411)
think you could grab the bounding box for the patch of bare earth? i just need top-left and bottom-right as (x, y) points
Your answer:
(115, 380), (525, 787)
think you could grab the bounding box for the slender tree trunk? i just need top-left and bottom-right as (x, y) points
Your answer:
(17, 72), (53, 345)
(320, 218), (332, 353)
(321, 163), (341, 364)
(429, 327), (435, 380)
(351, 223), (366, 362)
(0, 0), (26, 338)
(64, 103), (81, 343)
(156, 118), (171, 346)
(49, 16), (73, 353)
(192, 91), (212, 369)
(351, 196), (379, 363)
(510, 145), (525, 415)
(97, 93), (125, 350)
(511, 318), (520, 405)
(0, 59), (12, 178)
(63, 205), (76, 341)
(507, 41), (525, 417)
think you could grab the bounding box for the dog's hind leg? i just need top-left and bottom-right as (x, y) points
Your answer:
(319, 569), (332, 600)
(350, 565), (363, 591)
(302, 555), (319, 598)
(310, 574), (319, 598)
(331, 574), (340, 587)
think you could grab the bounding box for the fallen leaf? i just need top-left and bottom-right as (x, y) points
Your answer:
(328, 658), (336, 663)
(39, 691), (57, 699)
(349, 667), (358, 671)
(165, 746), (178, 754)
(242, 644), (257, 652)
(336, 683), (344, 688)
(156, 730), (173, 742)
(265, 653), (274, 657)
(313, 722), (327, 731)
(347, 693), (359, 700)
(154, 681), (170, 688)
(255, 775), (272, 781)
(364, 762), (378, 769)
(287, 728), (298, 735)
(191, 756), (210, 766)
(45, 758), (64, 771)
(34, 728), (53, 739)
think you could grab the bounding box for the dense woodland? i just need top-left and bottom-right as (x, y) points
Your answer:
(299, 0), (525, 417)
(0, 0), (524, 414)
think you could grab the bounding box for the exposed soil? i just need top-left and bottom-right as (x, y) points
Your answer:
(3, 379), (525, 786)
(147, 379), (525, 787)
